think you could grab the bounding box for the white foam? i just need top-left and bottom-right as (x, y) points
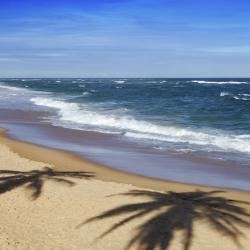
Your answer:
(238, 135), (250, 139)
(146, 81), (158, 83)
(82, 91), (91, 96)
(220, 92), (250, 100)
(0, 83), (50, 96)
(233, 96), (250, 101)
(220, 92), (231, 97)
(113, 80), (126, 84)
(0, 83), (24, 92)
(31, 97), (79, 110)
(191, 80), (248, 85)
(31, 97), (250, 154)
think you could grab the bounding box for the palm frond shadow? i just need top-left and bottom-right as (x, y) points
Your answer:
(0, 167), (94, 200)
(83, 190), (250, 250)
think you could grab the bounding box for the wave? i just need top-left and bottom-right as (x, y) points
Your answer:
(238, 135), (250, 139)
(30, 97), (250, 154)
(191, 80), (248, 84)
(0, 83), (25, 92)
(220, 92), (250, 100)
(0, 83), (50, 96)
(220, 92), (231, 97)
(233, 96), (250, 101)
(82, 91), (91, 96)
(31, 97), (79, 110)
(114, 80), (126, 84)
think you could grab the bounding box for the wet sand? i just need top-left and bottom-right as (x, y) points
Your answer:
(0, 128), (250, 250)
(1, 108), (250, 191)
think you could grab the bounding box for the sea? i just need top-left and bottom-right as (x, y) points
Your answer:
(0, 78), (250, 190)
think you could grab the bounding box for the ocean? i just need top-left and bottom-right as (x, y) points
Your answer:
(0, 78), (250, 190)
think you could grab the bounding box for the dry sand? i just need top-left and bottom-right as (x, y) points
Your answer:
(0, 128), (249, 250)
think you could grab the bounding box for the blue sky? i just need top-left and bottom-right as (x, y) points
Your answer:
(0, 0), (250, 77)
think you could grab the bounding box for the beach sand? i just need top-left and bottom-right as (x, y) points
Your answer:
(0, 128), (249, 250)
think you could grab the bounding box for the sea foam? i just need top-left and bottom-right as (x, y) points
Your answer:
(191, 80), (248, 84)
(220, 92), (231, 96)
(0, 83), (25, 91)
(31, 97), (250, 154)
(114, 80), (126, 84)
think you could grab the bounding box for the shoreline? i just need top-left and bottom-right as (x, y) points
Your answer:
(0, 127), (200, 192)
(0, 127), (250, 250)
(1, 108), (250, 191)
(0, 127), (249, 198)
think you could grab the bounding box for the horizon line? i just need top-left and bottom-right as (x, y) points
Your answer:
(1, 77), (250, 79)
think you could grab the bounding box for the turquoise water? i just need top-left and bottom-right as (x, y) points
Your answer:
(0, 78), (250, 164)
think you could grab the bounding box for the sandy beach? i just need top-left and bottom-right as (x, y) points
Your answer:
(0, 127), (249, 250)
(1, 0), (250, 248)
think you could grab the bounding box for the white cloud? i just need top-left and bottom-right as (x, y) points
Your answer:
(200, 46), (250, 54)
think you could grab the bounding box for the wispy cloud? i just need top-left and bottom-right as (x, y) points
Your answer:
(200, 46), (250, 54)
(0, 0), (250, 77)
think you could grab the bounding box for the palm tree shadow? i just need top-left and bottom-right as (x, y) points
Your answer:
(0, 167), (95, 200)
(82, 190), (250, 250)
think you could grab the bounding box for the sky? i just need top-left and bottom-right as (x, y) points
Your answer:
(0, 0), (250, 78)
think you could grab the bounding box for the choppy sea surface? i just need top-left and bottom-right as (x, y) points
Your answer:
(0, 78), (250, 165)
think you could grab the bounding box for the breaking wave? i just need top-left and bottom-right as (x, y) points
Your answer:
(191, 80), (248, 84)
(30, 97), (250, 154)
(220, 92), (231, 96)
(113, 80), (126, 84)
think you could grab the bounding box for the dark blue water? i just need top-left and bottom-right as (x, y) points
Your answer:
(0, 78), (250, 164)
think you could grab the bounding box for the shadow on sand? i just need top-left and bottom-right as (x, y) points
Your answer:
(82, 189), (250, 250)
(0, 167), (94, 200)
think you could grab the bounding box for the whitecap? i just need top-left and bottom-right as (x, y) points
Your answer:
(220, 92), (231, 97)
(114, 80), (126, 84)
(191, 80), (248, 85)
(82, 91), (91, 96)
(30, 97), (250, 155)
(233, 96), (250, 101)
(146, 81), (158, 83)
